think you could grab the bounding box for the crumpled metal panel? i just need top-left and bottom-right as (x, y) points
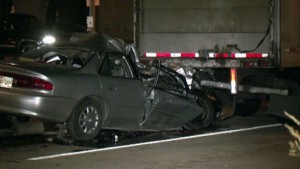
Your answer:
(141, 89), (203, 130)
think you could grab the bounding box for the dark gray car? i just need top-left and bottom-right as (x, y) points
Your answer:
(0, 33), (215, 141)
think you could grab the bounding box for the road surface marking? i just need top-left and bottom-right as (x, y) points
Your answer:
(28, 123), (282, 161)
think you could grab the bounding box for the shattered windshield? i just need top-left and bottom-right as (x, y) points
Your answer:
(157, 70), (186, 92)
(19, 46), (92, 68)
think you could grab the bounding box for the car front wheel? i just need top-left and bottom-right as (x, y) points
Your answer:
(67, 99), (102, 141)
(185, 96), (215, 130)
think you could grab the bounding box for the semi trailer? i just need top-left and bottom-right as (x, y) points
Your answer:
(133, 0), (300, 119)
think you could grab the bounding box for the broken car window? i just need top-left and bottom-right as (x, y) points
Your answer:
(19, 47), (91, 68)
(99, 54), (133, 78)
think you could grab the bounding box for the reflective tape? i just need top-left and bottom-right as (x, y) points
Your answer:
(144, 52), (199, 58)
(144, 52), (269, 59)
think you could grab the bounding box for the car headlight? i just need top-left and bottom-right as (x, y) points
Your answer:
(42, 35), (56, 44)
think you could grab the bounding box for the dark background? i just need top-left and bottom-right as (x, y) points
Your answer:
(7, 0), (133, 42)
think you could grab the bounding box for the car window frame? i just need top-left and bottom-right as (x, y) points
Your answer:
(99, 51), (137, 79)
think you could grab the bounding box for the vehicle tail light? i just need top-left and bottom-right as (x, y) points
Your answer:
(0, 71), (53, 91)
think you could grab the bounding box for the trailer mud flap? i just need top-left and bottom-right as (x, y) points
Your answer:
(268, 90), (300, 120)
(268, 77), (300, 119)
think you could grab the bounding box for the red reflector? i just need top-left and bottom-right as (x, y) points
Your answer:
(0, 71), (53, 91)
(242, 61), (255, 68)
(258, 60), (270, 67)
(230, 68), (237, 94)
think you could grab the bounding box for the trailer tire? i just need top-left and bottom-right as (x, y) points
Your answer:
(235, 99), (261, 116)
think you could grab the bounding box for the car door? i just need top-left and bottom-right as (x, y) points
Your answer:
(141, 66), (203, 130)
(99, 52), (146, 129)
(141, 89), (203, 130)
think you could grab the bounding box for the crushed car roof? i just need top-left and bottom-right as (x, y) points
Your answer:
(69, 33), (126, 53)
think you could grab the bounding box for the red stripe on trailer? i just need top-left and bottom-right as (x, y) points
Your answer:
(244, 53), (267, 58)
(211, 53), (269, 59)
(181, 53), (198, 58)
(144, 52), (199, 58)
(157, 52), (171, 58)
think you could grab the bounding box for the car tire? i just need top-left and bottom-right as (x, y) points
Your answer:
(185, 96), (215, 130)
(66, 99), (103, 141)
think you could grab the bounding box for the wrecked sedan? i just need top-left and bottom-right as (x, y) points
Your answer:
(0, 34), (215, 141)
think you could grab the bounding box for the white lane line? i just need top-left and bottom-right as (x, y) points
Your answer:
(28, 123), (282, 161)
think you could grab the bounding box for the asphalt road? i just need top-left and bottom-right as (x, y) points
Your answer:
(0, 114), (299, 169)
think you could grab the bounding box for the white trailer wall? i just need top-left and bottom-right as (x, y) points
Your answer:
(137, 0), (271, 53)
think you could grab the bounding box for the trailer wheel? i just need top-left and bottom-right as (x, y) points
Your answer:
(185, 96), (215, 130)
(235, 99), (261, 116)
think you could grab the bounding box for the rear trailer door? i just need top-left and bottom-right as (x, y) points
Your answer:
(136, 0), (272, 54)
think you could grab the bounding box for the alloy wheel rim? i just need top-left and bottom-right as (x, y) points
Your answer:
(79, 106), (99, 134)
